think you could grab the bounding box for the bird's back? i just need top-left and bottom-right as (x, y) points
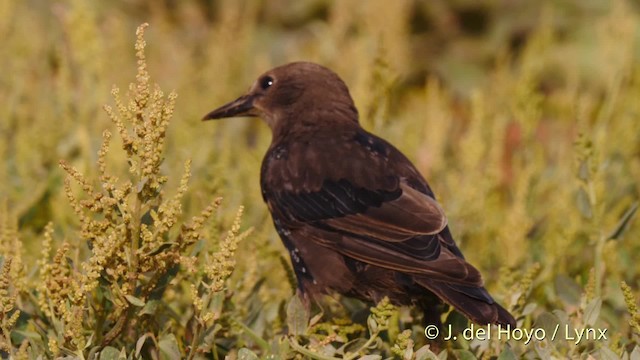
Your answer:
(259, 126), (515, 327)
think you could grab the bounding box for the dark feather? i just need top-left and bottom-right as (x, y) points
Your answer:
(260, 126), (514, 326)
(206, 61), (515, 328)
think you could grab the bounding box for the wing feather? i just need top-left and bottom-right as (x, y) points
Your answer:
(262, 129), (474, 283)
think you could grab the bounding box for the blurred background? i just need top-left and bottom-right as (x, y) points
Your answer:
(1, 0), (640, 357)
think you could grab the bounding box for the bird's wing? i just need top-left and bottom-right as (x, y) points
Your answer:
(272, 179), (447, 242)
(328, 182), (448, 240)
(263, 130), (481, 285)
(292, 222), (481, 285)
(267, 178), (480, 285)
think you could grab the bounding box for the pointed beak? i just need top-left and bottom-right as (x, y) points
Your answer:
(202, 94), (258, 121)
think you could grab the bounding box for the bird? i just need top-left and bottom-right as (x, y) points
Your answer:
(203, 61), (516, 328)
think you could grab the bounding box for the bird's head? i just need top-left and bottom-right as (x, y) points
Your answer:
(203, 62), (359, 135)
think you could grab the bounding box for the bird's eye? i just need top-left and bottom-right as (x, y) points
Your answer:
(260, 76), (274, 90)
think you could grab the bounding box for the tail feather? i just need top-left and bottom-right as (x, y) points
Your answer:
(416, 278), (516, 327)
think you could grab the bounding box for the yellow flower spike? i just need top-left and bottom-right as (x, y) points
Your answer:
(621, 282), (640, 335)
(0, 258), (15, 315)
(47, 338), (59, 357)
(391, 329), (414, 357)
(516, 263), (541, 309)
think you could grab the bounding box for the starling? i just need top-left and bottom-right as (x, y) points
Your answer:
(203, 62), (516, 328)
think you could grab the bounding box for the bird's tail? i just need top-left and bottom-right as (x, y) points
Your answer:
(415, 278), (516, 328)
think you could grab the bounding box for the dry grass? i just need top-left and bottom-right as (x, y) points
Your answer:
(0, 0), (639, 358)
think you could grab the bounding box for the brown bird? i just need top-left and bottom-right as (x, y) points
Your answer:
(203, 62), (515, 328)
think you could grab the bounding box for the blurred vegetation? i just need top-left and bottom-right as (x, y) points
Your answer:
(1, 0), (640, 358)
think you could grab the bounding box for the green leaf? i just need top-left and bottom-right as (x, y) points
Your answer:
(521, 302), (537, 316)
(286, 295), (309, 336)
(234, 320), (270, 352)
(367, 315), (378, 334)
(87, 346), (102, 360)
(190, 239), (206, 257)
(149, 264), (180, 301)
(555, 275), (581, 305)
(125, 294), (146, 307)
(414, 345), (439, 360)
(403, 348), (414, 360)
(137, 177), (148, 193)
(577, 159), (590, 181)
(336, 338), (366, 355)
(101, 285), (116, 303)
(576, 187), (592, 218)
(497, 346), (517, 360)
(437, 349), (448, 360)
(607, 201), (638, 240)
(277, 336), (292, 358)
(453, 349), (477, 360)
(599, 347), (621, 360)
(535, 312), (561, 343)
(444, 310), (469, 336)
(552, 309), (571, 325)
(438, 349), (449, 360)
(83, 333), (95, 350)
(136, 333), (152, 357)
(99, 346), (122, 360)
(139, 299), (162, 316)
(12, 330), (42, 341)
(583, 297), (602, 326)
(145, 242), (177, 256)
(309, 311), (324, 327)
(238, 348), (259, 360)
(534, 340), (552, 359)
(201, 323), (221, 348)
(158, 334), (182, 360)
(320, 344), (337, 357)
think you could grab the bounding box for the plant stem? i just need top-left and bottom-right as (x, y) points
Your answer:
(102, 169), (144, 347)
(94, 294), (107, 345)
(588, 176), (605, 299)
(101, 312), (126, 346)
(289, 337), (342, 360)
(288, 327), (383, 360)
(130, 193), (142, 293)
(343, 330), (381, 360)
(235, 320), (271, 352)
(186, 318), (202, 360)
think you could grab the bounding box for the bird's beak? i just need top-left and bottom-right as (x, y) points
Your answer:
(202, 94), (258, 120)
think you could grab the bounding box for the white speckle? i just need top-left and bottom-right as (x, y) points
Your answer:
(313, 279), (318, 285)
(290, 250), (301, 263)
(301, 267), (306, 273)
